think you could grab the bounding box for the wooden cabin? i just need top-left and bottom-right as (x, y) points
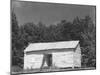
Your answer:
(24, 40), (81, 70)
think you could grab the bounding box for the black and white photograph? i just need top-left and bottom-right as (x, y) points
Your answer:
(11, 0), (96, 74)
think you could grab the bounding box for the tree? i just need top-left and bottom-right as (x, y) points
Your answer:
(79, 16), (96, 67)
(11, 10), (20, 66)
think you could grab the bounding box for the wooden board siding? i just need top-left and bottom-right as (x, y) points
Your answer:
(52, 51), (74, 68)
(24, 51), (74, 69)
(24, 54), (44, 69)
(74, 44), (81, 67)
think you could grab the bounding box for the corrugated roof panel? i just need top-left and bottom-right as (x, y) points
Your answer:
(24, 40), (79, 52)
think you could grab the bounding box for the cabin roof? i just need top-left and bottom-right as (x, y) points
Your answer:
(24, 40), (79, 52)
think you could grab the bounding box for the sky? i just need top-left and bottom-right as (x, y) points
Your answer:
(12, 0), (96, 26)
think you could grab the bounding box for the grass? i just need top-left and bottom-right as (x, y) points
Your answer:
(11, 67), (96, 75)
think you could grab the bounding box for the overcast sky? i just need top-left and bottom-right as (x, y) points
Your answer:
(12, 0), (95, 26)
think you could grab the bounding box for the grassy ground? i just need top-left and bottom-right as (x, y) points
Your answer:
(11, 67), (96, 75)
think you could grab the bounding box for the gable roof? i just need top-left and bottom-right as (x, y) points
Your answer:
(24, 40), (79, 52)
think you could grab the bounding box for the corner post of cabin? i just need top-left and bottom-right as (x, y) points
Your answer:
(72, 64), (74, 69)
(72, 56), (75, 69)
(72, 46), (76, 69)
(23, 51), (26, 70)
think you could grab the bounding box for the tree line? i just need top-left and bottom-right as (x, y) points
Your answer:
(12, 11), (96, 69)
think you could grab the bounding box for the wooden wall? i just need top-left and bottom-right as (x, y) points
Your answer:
(52, 51), (74, 68)
(73, 44), (81, 67)
(24, 54), (43, 69)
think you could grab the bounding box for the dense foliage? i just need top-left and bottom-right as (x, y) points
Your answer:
(12, 11), (96, 69)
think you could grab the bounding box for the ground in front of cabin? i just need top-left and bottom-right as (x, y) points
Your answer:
(11, 66), (95, 75)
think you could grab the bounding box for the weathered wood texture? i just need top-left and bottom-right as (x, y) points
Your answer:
(52, 51), (74, 68)
(24, 54), (43, 69)
(74, 44), (81, 67)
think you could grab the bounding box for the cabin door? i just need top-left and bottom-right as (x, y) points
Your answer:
(40, 53), (52, 69)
